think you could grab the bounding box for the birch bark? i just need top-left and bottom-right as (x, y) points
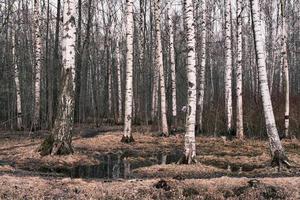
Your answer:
(116, 38), (122, 124)
(236, 0), (244, 139)
(12, 31), (23, 130)
(154, 0), (169, 136)
(224, 0), (233, 131)
(197, 0), (207, 133)
(281, 0), (290, 138)
(122, 0), (134, 143)
(39, 0), (77, 155)
(33, 0), (42, 129)
(168, 2), (177, 127)
(250, 0), (289, 167)
(151, 0), (159, 121)
(182, 0), (197, 164)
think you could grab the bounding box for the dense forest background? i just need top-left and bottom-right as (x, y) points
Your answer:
(0, 0), (299, 138)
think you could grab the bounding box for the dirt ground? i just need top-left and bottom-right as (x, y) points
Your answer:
(0, 125), (299, 199)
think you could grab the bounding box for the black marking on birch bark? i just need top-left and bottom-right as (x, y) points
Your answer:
(69, 16), (76, 25)
(188, 81), (194, 88)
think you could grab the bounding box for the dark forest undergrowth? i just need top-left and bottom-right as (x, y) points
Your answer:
(0, 125), (299, 199)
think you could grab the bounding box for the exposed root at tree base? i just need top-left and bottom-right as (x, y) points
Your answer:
(121, 135), (135, 143)
(38, 135), (73, 156)
(51, 141), (74, 155)
(38, 135), (54, 156)
(160, 132), (170, 137)
(271, 150), (291, 171)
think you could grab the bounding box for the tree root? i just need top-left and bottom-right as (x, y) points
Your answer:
(38, 135), (54, 156)
(51, 141), (74, 155)
(177, 154), (198, 165)
(271, 150), (291, 171)
(38, 135), (73, 156)
(160, 132), (169, 137)
(121, 135), (135, 143)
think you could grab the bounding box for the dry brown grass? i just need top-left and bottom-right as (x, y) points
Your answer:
(0, 128), (299, 199)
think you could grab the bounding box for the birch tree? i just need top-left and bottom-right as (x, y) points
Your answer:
(236, 0), (244, 139)
(12, 30), (22, 130)
(116, 37), (122, 124)
(151, 0), (158, 121)
(39, 0), (77, 155)
(250, 0), (290, 167)
(224, 0), (233, 132)
(180, 0), (197, 164)
(168, 2), (177, 127)
(281, 0), (290, 138)
(33, 0), (42, 130)
(139, 0), (147, 124)
(154, 0), (169, 136)
(121, 0), (134, 143)
(197, 0), (207, 133)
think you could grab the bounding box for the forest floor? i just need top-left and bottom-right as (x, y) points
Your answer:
(0, 125), (299, 199)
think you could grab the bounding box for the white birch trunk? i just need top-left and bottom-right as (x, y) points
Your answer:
(224, 0), (233, 131)
(183, 0), (197, 163)
(151, 68), (159, 120)
(236, 0), (244, 139)
(151, 0), (158, 121)
(33, 0), (42, 129)
(281, 0), (290, 138)
(116, 38), (122, 123)
(168, 3), (177, 127)
(250, 0), (288, 164)
(197, 0), (207, 132)
(122, 0), (134, 142)
(12, 31), (23, 130)
(154, 0), (169, 136)
(40, 0), (77, 156)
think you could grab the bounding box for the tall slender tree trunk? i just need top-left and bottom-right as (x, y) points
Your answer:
(168, 3), (177, 128)
(236, 0), (244, 139)
(224, 0), (233, 132)
(52, 0), (61, 127)
(281, 0), (290, 138)
(33, 0), (42, 130)
(107, 25), (113, 117)
(250, 0), (289, 168)
(139, 0), (146, 124)
(116, 38), (122, 124)
(181, 0), (197, 164)
(197, 0), (207, 133)
(12, 30), (23, 130)
(45, 0), (52, 129)
(150, 0), (158, 122)
(122, 0), (134, 143)
(154, 0), (169, 136)
(74, 0), (82, 123)
(39, 0), (77, 156)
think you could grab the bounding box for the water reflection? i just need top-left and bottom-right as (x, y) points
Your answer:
(69, 151), (181, 179)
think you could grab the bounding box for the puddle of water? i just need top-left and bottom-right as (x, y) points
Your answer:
(38, 152), (181, 179)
